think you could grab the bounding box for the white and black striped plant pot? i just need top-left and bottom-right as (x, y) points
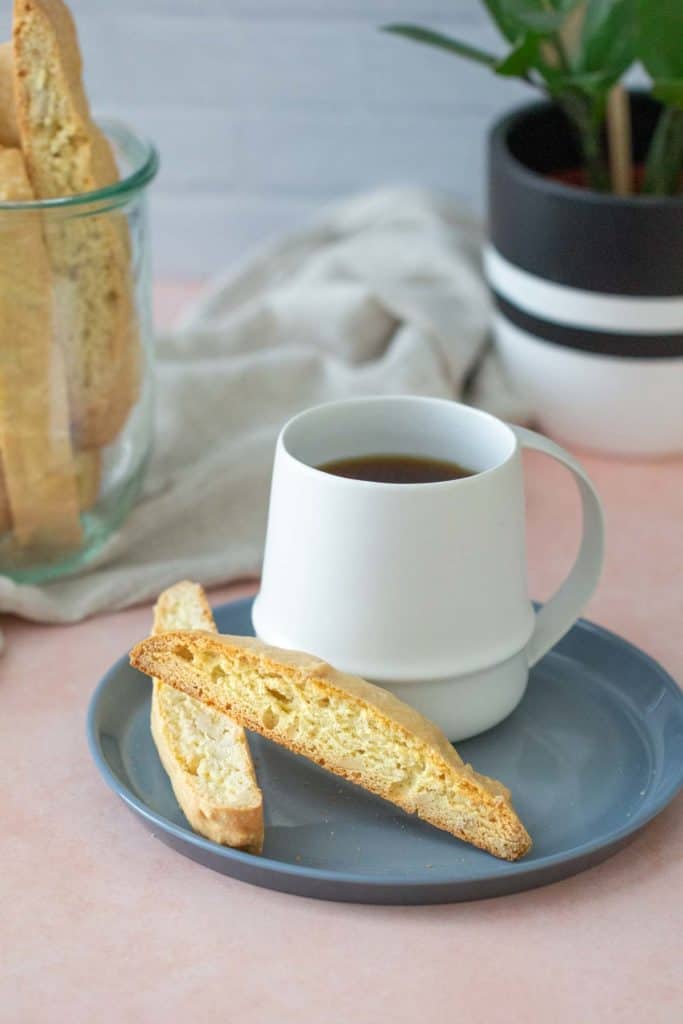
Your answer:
(486, 95), (683, 457)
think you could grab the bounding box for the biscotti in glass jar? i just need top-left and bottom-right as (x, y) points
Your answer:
(0, 0), (160, 581)
(0, 120), (158, 582)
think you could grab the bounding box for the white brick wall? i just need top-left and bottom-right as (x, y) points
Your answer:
(0, 2), (532, 275)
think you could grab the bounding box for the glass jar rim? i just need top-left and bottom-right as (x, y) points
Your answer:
(0, 117), (159, 211)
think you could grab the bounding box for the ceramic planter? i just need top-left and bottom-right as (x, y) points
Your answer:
(486, 95), (683, 457)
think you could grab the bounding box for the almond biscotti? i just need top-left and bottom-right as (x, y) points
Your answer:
(0, 144), (81, 551)
(12, 0), (140, 449)
(131, 631), (532, 861)
(0, 447), (100, 544)
(151, 583), (264, 854)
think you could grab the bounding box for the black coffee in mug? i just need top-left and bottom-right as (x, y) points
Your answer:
(317, 453), (474, 484)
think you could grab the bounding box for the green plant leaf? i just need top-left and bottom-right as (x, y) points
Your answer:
(638, 5), (683, 192)
(576, 0), (636, 82)
(553, 87), (611, 188)
(538, 66), (614, 98)
(381, 24), (498, 69)
(652, 78), (683, 110)
(565, 69), (620, 92)
(496, 0), (582, 35)
(481, 1), (521, 42)
(643, 106), (683, 192)
(495, 33), (540, 76)
(637, 0), (683, 79)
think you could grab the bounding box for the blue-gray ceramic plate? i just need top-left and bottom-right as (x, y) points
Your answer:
(87, 598), (683, 904)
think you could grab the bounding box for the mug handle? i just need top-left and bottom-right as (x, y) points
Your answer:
(511, 425), (605, 667)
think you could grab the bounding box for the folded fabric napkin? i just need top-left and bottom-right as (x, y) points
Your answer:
(0, 187), (528, 632)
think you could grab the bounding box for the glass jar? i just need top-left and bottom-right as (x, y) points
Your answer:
(0, 120), (158, 582)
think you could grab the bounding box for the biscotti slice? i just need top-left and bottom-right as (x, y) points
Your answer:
(151, 583), (264, 854)
(12, 0), (140, 448)
(0, 145), (82, 550)
(0, 447), (99, 543)
(0, 456), (96, 537)
(131, 632), (532, 861)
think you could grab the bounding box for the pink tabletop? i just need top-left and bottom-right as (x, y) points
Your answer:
(2, 284), (681, 1023)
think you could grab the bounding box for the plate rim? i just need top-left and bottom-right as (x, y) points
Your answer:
(87, 597), (683, 893)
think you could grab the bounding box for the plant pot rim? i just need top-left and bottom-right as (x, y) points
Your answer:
(492, 95), (683, 210)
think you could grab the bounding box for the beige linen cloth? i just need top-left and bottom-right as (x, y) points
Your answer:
(0, 188), (528, 637)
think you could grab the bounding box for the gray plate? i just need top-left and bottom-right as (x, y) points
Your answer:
(87, 598), (683, 904)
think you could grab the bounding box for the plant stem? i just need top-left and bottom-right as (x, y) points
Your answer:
(607, 85), (632, 195)
(643, 107), (683, 195)
(562, 94), (610, 191)
(552, 33), (571, 73)
(540, 0), (613, 190)
(539, 6), (610, 189)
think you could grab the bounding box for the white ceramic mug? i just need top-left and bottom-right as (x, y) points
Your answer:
(252, 396), (604, 740)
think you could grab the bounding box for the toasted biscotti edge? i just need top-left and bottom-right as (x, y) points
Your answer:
(151, 583), (264, 854)
(132, 631), (532, 861)
(0, 42), (19, 146)
(0, 453), (10, 534)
